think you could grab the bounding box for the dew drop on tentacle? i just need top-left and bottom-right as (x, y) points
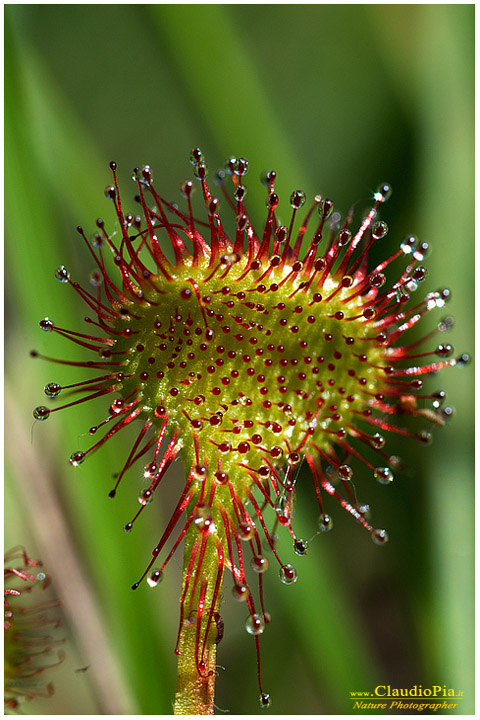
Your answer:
(435, 343), (454, 358)
(141, 165), (153, 182)
(293, 538), (309, 556)
(194, 505), (214, 534)
(234, 185), (247, 202)
(416, 430), (432, 445)
(318, 513), (334, 533)
(318, 198), (335, 218)
(414, 241), (430, 261)
(44, 382), (61, 398)
(279, 564), (298, 585)
(371, 433), (385, 450)
(89, 270), (102, 287)
(338, 464), (353, 481)
(400, 234), (417, 254)
(235, 213), (249, 231)
(372, 529), (389, 545)
(372, 221), (388, 239)
(180, 179), (194, 198)
(357, 503), (371, 519)
(260, 170), (276, 186)
(39, 317), (54, 332)
(374, 182), (392, 203)
(194, 162), (208, 180)
(232, 584), (249, 602)
(245, 613), (265, 635)
(369, 272), (386, 289)
(337, 228), (352, 247)
(373, 467), (394, 485)
(275, 226), (288, 244)
(55, 265), (70, 282)
(146, 569), (163, 588)
(234, 157), (249, 176)
(259, 692), (271, 709)
(69, 451), (86, 467)
(238, 522), (254, 541)
(190, 147), (204, 165)
(33, 406), (50, 421)
(137, 489), (153, 506)
(455, 353), (470, 368)
(290, 190), (306, 209)
(251, 555), (269, 573)
(438, 316), (454, 333)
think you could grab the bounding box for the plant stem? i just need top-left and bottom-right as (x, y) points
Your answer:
(173, 526), (224, 714)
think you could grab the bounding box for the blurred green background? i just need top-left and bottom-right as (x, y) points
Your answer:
(5, 4), (474, 715)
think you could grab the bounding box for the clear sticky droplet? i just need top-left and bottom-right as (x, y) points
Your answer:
(55, 265), (70, 282)
(338, 464), (353, 481)
(357, 503), (371, 519)
(90, 231), (104, 248)
(40, 317), (54, 332)
(374, 182), (392, 203)
(251, 555), (269, 573)
(233, 185), (247, 202)
(33, 406), (50, 421)
(89, 270), (102, 287)
(372, 528), (389, 545)
(235, 213), (249, 231)
(374, 467), (393, 484)
(435, 343), (454, 358)
(437, 316), (454, 333)
(193, 162), (208, 180)
(237, 522), (254, 541)
(287, 452), (301, 466)
(416, 430), (432, 445)
(293, 538), (309, 556)
(190, 147), (204, 165)
(194, 505), (214, 534)
(372, 221), (388, 239)
(69, 451), (86, 467)
(400, 234), (417, 254)
(369, 272), (386, 289)
(144, 462), (157, 479)
(371, 433), (385, 449)
(318, 513), (333, 532)
(290, 190), (306, 209)
(234, 157), (249, 176)
(319, 198), (335, 218)
(279, 564), (298, 585)
(337, 228), (352, 247)
(389, 455), (402, 469)
(137, 489), (153, 506)
(232, 583), (249, 602)
(414, 241), (430, 261)
(259, 692), (271, 709)
(146, 569), (163, 588)
(245, 613), (265, 635)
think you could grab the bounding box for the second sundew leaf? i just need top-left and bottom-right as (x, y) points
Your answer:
(33, 151), (466, 711)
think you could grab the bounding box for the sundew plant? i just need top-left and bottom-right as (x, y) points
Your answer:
(31, 151), (467, 713)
